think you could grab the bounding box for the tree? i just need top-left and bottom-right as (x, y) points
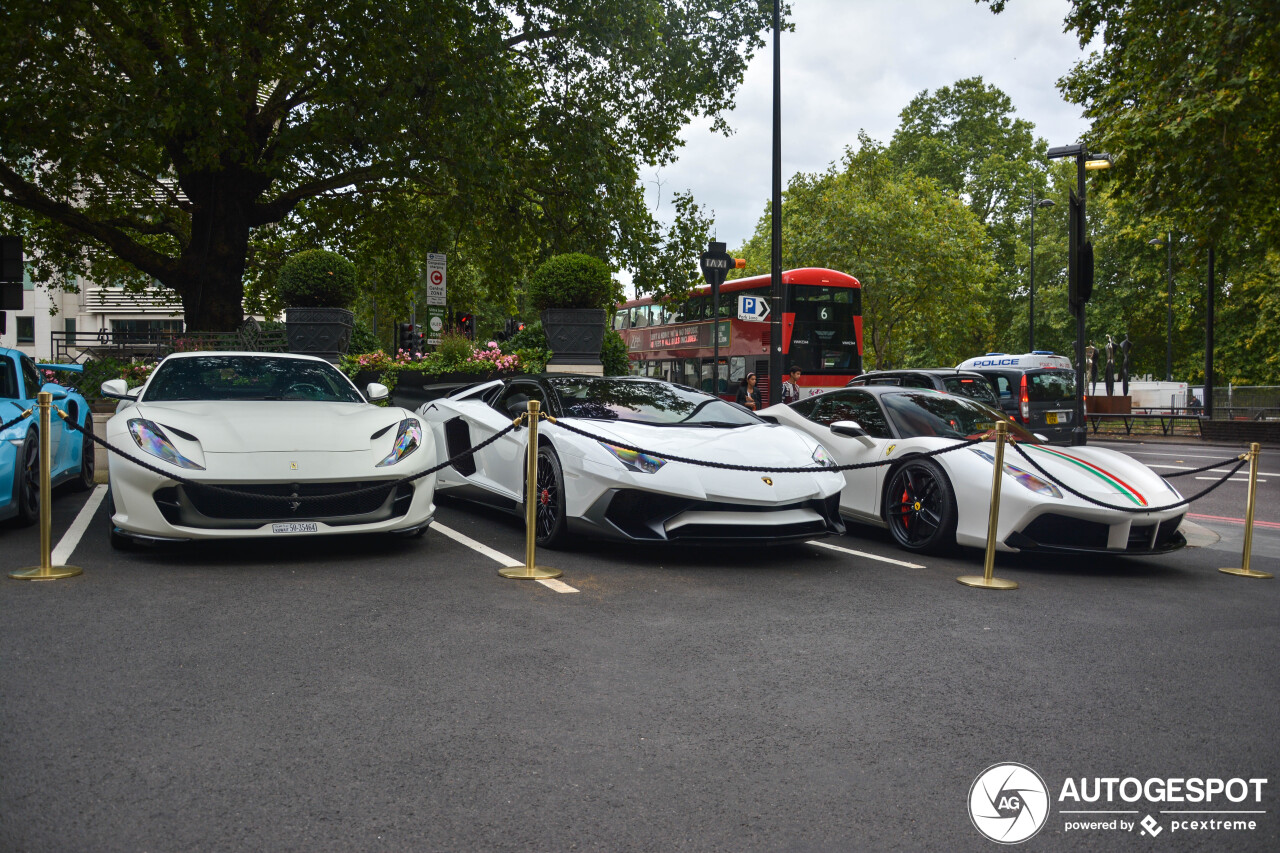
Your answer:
(0, 1), (777, 330)
(734, 136), (998, 369)
(980, 0), (1280, 251)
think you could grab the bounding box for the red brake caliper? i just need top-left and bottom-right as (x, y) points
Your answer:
(900, 487), (910, 530)
(539, 488), (551, 506)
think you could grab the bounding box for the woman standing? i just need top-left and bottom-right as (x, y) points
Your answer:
(735, 372), (759, 411)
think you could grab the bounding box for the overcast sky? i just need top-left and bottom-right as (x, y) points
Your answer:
(641, 0), (1097, 261)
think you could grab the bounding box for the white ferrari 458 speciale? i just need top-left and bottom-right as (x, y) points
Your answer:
(103, 352), (437, 547)
(760, 385), (1187, 556)
(417, 375), (845, 547)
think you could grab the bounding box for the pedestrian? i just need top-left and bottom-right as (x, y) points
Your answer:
(782, 366), (802, 405)
(736, 372), (759, 411)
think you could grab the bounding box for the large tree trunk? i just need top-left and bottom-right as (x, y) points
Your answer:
(168, 167), (259, 332)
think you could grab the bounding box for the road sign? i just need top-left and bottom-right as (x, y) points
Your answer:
(425, 306), (447, 346)
(699, 241), (734, 287)
(426, 253), (447, 305)
(738, 294), (771, 322)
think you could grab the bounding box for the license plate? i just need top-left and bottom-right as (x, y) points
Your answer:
(1045, 412), (1058, 425)
(272, 522), (318, 534)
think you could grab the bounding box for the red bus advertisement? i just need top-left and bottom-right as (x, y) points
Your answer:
(614, 267), (863, 404)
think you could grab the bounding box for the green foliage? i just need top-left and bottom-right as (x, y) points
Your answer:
(527, 253), (618, 312)
(1056, 0), (1280, 251)
(601, 330), (631, 376)
(277, 250), (357, 309)
(0, 1), (778, 331)
(348, 322), (380, 357)
(629, 191), (715, 306)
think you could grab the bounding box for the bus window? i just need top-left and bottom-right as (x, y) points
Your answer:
(791, 286), (854, 304)
(630, 306), (645, 328)
(613, 309), (629, 331)
(689, 296), (708, 321)
(729, 356), (746, 390)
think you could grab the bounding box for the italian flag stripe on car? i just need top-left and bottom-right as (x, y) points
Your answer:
(1030, 446), (1148, 507)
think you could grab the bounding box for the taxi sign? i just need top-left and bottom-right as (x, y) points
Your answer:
(957, 352), (1072, 371)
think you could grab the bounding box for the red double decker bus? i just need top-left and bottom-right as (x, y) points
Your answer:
(614, 267), (863, 403)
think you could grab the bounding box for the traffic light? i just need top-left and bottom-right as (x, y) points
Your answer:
(1068, 189), (1094, 314)
(499, 317), (525, 341)
(397, 322), (416, 353)
(457, 313), (475, 340)
(413, 324), (425, 352)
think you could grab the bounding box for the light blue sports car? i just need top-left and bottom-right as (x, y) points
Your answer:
(1, 347), (96, 524)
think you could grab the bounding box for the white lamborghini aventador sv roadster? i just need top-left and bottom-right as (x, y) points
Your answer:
(418, 375), (846, 547)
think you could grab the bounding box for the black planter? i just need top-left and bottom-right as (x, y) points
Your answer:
(285, 307), (354, 361)
(541, 308), (607, 365)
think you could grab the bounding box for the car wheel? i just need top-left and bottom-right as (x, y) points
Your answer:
(15, 431), (39, 526)
(70, 417), (95, 491)
(883, 458), (957, 554)
(107, 488), (134, 551)
(532, 445), (569, 549)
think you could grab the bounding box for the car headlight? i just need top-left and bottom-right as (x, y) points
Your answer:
(812, 444), (836, 468)
(599, 442), (667, 474)
(127, 419), (204, 470)
(377, 418), (423, 467)
(970, 448), (1062, 498)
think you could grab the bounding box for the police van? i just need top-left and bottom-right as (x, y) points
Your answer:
(956, 352), (1076, 444)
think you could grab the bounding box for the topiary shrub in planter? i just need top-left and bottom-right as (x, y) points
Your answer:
(279, 249), (358, 361)
(527, 253), (618, 368)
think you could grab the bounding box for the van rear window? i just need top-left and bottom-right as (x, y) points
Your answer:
(1028, 371), (1075, 402)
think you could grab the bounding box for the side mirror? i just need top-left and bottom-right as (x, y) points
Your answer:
(100, 379), (129, 399)
(40, 382), (69, 400)
(1034, 433), (1049, 442)
(830, 420), (868, 439)
(506, 395), (530, 417)
(365, 383), (390, 402)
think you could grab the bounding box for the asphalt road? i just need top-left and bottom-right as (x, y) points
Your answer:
(2, 438), (1277, 852)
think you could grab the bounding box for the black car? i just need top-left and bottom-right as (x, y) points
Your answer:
(955, 353), (1077, 444)
(846, 369), (1002, 408)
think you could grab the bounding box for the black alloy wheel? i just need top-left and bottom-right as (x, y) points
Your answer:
(884, 458), (957, 554)
(533, 445), (568, 548)
(15, 431), (40, 525)
(71, 417), (95, 491)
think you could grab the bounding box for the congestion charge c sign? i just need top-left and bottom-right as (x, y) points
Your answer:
(968, 763), (1050, 844)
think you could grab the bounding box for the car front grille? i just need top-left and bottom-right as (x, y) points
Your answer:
(1011, 512), (1186, 553)
(601, 490), (842, 542)
(153, 480), (414, 529)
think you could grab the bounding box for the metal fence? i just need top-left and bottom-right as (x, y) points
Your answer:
(50, 318), (288, 364)
(1207, 385), (1280, 421)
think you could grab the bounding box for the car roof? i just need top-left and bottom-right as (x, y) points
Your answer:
(853, 368), (987, 379)
(158, 350), (333, 362)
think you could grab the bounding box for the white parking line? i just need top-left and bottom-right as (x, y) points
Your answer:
(1150, 464), (1279, 477)
(807, 539), (925, 568)
(51, 484), (108, 566)
(430, 521), (579, 593)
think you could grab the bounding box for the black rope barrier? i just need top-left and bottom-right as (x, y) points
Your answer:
(1008, 440), (1248, 514)
(1158, 455), (1249, 478)
(59, 410), (521, 506)
(1, 409), (33, 433)
(548, 418), (985, 472)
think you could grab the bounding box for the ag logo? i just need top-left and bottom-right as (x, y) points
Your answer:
(968, 762), (1049, 844)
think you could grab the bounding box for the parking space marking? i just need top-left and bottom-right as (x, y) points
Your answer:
(807, 540), (925, 568)
(1189, 512), (1280, 530)
(51, 484), (108, 567)
(430, 522), (579, 593)
(1194, 476), (1265, 483)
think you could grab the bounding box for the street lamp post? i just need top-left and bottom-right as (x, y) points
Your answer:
(1047, 144), (1111, 446)
(1028, 197), (1055, 352)
(1148, 234), (1174, 382)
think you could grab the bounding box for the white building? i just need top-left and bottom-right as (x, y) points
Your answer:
(2, 269), (184, 360)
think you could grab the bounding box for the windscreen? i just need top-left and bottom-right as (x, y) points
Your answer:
(143, 356), (364, 403)
(881, 391), (1038, 442)
(1028, 370), (1076, 403)
(943, 376), (1000, 406)
(786, 284), (862, 373)
(549, 377), (760, 426)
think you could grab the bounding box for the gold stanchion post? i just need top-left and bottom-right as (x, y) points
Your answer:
(500, 399), (562, 580)
(10, 392), (83, 581)
(958, 420), (1018, 590)
(1220, 442), (1271, 579)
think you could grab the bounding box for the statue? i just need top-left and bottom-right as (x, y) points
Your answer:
(1104, 334), (1116, 397)
(1085, 343), (1097, 397)
(1120, 334), (1132, 397)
